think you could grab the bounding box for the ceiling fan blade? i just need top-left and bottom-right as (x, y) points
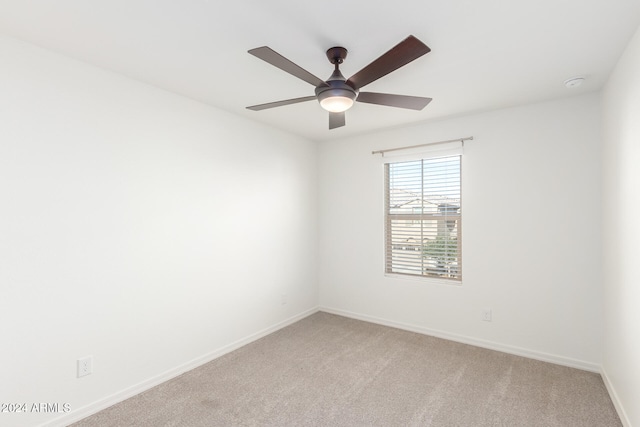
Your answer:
(346, 35), (430, 90)
(248, 47), (327, 87)
(329, 112), (345, 129)
(246, 96), (316, 111)
(357, 92), (432, 110)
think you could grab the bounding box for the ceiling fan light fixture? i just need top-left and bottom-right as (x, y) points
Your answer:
(316, 86), (357, 113)
(319, 94), (354, 112)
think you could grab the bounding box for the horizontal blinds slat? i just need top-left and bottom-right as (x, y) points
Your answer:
(387, 214), (461, 220)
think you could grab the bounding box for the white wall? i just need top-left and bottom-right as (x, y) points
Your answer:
(602, 25), (640, 427)
(318, 94), (603, 370)
(0, 35), (318, 427)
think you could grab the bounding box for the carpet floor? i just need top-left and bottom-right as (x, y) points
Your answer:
(72, 312), (621, 426)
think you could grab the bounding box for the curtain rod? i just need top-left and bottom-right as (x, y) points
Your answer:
(371, 136), (474, 156)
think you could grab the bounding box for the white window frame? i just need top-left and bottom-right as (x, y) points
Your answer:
(382, 145), (462, 283)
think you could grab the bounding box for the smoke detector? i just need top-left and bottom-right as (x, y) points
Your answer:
(564, 77), (585, 88)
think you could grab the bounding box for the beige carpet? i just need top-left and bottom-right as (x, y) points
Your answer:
(72, 312), (621, 426)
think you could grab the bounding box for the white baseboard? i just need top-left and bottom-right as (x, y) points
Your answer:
(601, 366), (631, 427)
(319, 306), (600, 373)
(44, 307), (320, 427)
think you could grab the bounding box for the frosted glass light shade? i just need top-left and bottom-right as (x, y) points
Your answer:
(319, 96), (355, 113)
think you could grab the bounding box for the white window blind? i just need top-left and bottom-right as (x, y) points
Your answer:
(384, 155), (462, 281)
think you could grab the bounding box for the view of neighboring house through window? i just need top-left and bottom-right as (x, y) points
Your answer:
(384, 155), (461, 281)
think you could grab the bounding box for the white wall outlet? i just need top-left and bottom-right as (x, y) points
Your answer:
(281, 293), (287, 305)
(482, 308), (492, 322)
(77, 356), (93, 377)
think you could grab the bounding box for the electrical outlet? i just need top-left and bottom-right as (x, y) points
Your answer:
(482, 308), (492, 322)
(77, 356), (93, 378)
(281, 293), (287, 305)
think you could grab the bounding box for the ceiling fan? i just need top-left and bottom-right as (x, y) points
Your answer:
(246, 35), (432, 130)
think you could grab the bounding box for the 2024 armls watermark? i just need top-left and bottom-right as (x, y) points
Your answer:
(1, 403), (71, 413)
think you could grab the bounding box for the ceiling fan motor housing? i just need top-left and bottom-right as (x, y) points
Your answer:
(315, 78), (359, 111)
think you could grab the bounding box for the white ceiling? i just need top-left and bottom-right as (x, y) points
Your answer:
(1, 0), (639, 142)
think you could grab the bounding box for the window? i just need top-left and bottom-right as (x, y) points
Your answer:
(384, 155), (461, 281)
